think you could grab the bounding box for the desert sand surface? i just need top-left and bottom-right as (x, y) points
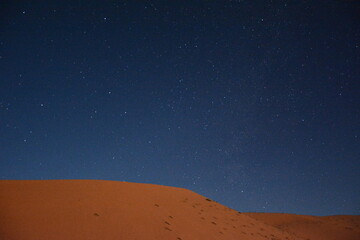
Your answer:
(0, 180), (358, 240)
(245, 212), (360, 240)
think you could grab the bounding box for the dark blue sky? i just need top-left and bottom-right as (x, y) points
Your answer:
(1, 1), (359, 216)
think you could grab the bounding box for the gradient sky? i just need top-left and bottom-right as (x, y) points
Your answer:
(1, 1), (359, 216)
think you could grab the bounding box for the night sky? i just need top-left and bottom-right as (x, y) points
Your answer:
(1, 1), (359, 216)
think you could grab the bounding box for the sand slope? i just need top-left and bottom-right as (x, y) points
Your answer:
(0, 180), (358, 240)
(245, 212), (360, 240)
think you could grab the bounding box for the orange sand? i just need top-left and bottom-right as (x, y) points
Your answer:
(0, 180), (358, 240)
(245, 212), (360, 240)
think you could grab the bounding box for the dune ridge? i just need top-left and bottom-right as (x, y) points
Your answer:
(0, 180), (358, 240)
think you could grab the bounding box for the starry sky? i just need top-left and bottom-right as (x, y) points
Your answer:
(1, 1), (359, 216)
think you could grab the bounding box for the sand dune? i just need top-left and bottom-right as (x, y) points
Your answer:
(245, 213), (360, 240)
(0, 180), (358, 240)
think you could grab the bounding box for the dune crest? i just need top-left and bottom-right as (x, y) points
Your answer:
(0, 180), (358, 240)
